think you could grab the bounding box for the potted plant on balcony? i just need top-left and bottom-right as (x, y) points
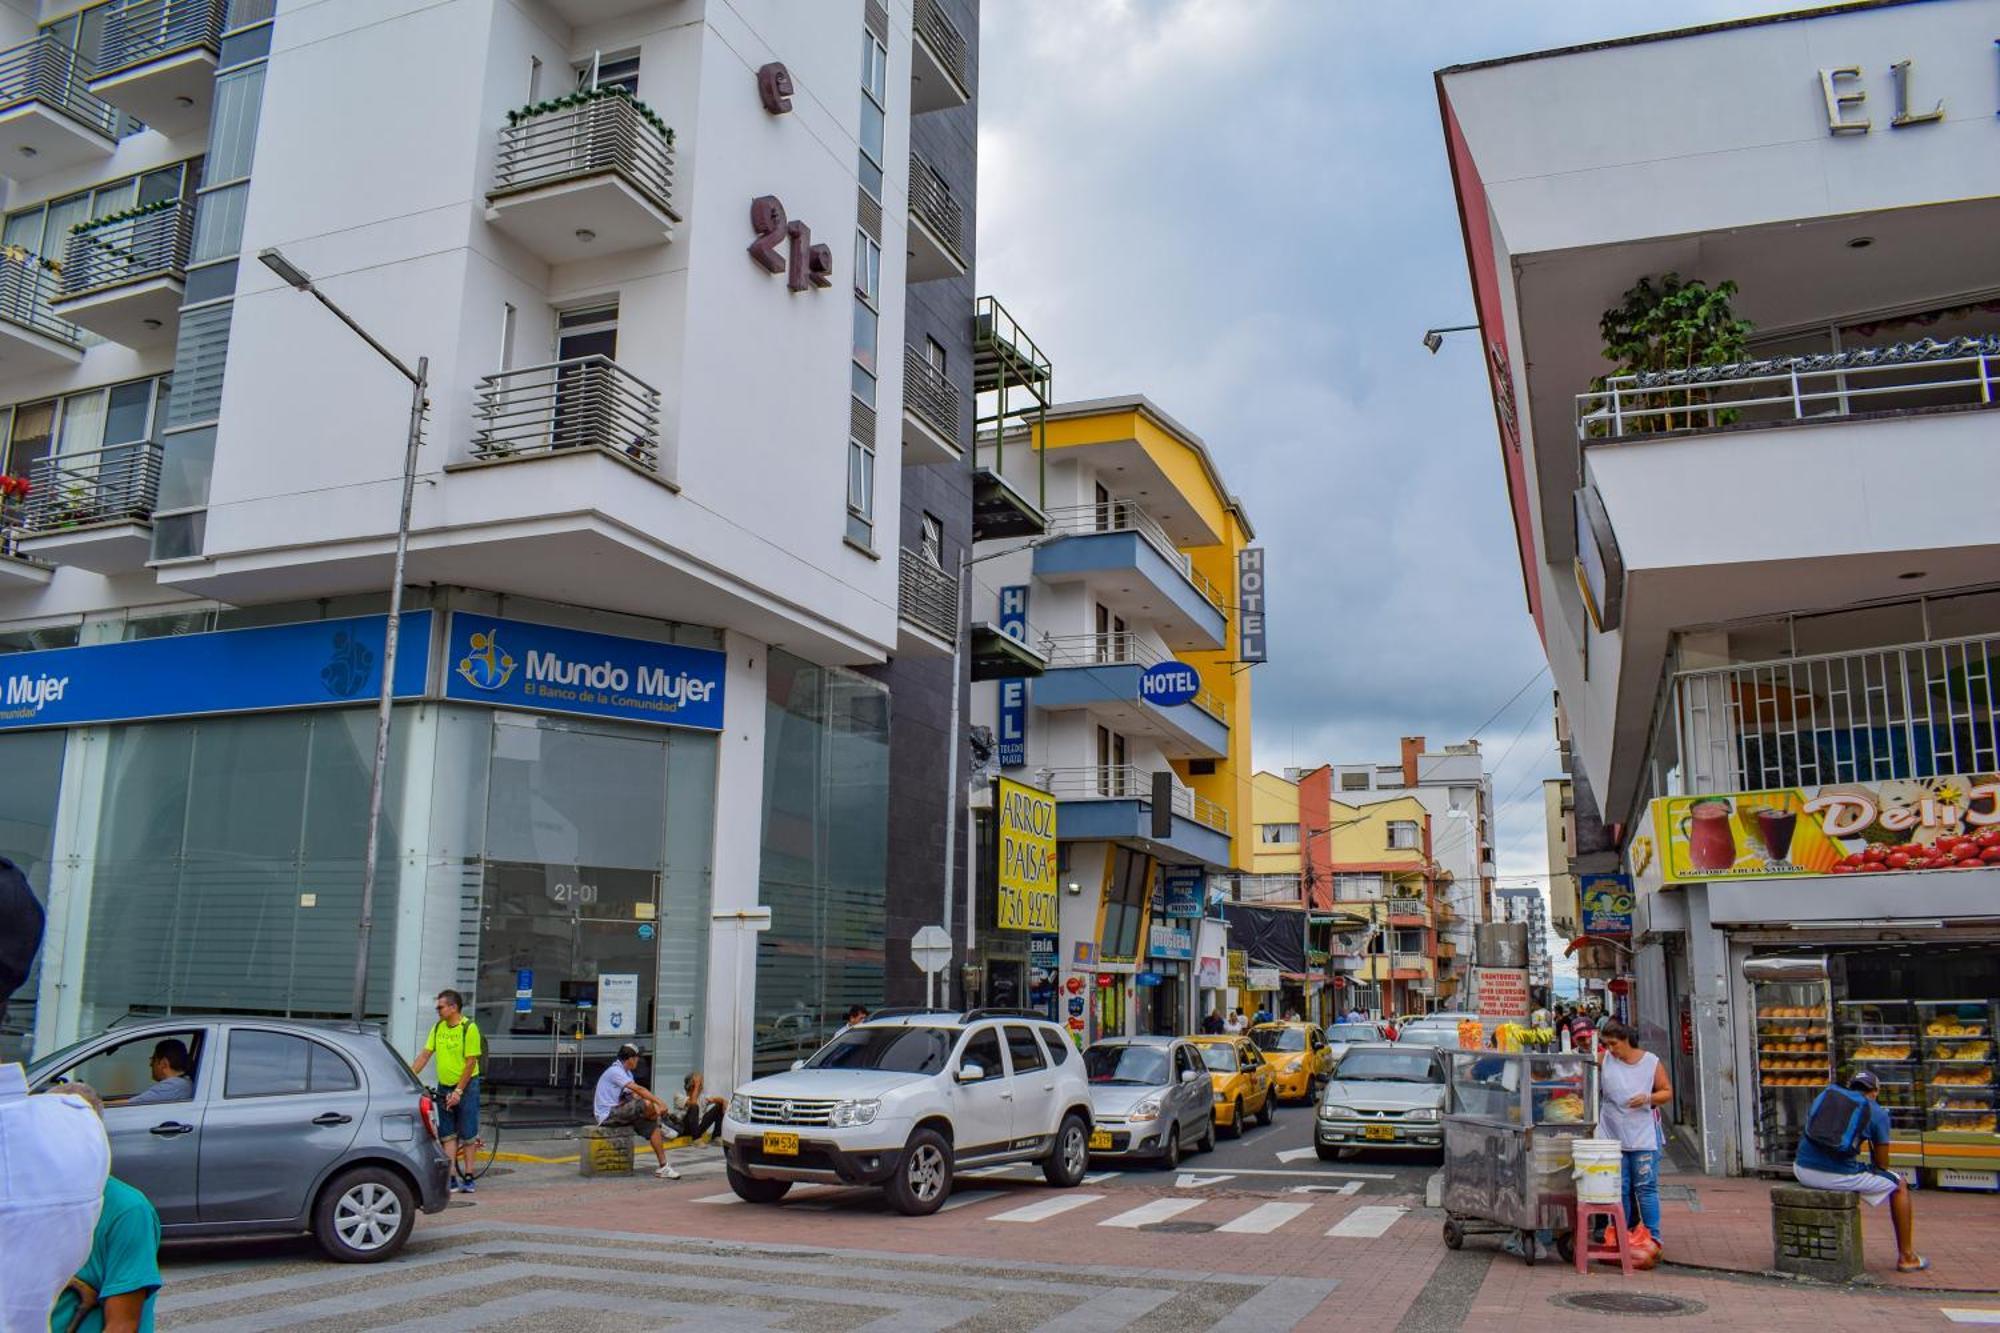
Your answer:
(1590, 273), (1754, 435)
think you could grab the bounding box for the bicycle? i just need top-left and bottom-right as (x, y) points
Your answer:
(461, 1122), (501, 1181)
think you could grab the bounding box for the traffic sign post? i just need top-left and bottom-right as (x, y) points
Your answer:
(911, 925), (953, 1009)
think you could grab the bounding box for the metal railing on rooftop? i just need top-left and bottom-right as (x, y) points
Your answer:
(909, 150), (965, 267)
(98, 0), (226, 75)
(492, 91), (677, 221)
(1041, 631), (1166, 670)
(1041, 764), (1229, 835)
(1042, 499), (1225, 611)
(22, 442), (161, 531)
(0, 252), (84, 347)
(58, 198), (193, 299)
(897, 552), (958, 644)
(913, 0), (972, 96)
(0, 33), (118, 136)
(472, 355), (664, 472)
(902, 343), (960, 446)
(1578, 335), (1999, 441)
(1675, 631), (2000, 794)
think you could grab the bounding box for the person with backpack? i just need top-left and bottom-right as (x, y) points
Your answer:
(410, 989), (484, 1193)
(1795, 1070), (1925, 1273)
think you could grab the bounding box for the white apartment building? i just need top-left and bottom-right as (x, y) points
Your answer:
(1493, 886), (1551, 991)
(1441, 0), (2000, 1176)
(0, 0), (989, 1120)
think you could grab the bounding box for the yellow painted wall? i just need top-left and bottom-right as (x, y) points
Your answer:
(1325, 795), (1432, 876)
(1250, 771), (1302, 876)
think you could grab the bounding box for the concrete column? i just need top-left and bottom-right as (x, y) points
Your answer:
(703, 632), (769, 1096)
(1684, 884), (1741, 1175)
(35, 726), (108, 1055)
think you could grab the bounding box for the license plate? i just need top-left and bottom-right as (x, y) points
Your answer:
(1363, 1125), (1397, 1142)
(1089, 1129), (1113, 1151)
(762, 1131), (799, 1156)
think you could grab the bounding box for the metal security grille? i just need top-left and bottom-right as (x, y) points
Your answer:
(902, 343), (959, 444)
(99, 0), (227, 75)
(908, 151), (965, 266)
(0, 33), (118, 136)
(23, 442), (162, 531)
(897, 551), (958, 644)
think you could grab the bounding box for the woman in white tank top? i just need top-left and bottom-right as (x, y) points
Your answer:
(1595, 1019), (1672, 1240)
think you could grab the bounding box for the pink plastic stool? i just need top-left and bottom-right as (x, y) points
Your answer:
(1575, 1201), (1635, 1276)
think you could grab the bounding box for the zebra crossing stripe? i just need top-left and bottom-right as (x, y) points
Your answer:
(1099, 1198), (1202, 1229)
(936, 1189), (1002, 1212)
(990, 1192), (1105, 1223)
(1217, 1202), (1312, 1234)
(1327, 1204), (1407, 1238)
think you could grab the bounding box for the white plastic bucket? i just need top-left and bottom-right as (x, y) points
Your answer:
(1572, 1138), (1624, 1204)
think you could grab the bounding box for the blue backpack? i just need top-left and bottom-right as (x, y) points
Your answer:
(1804, 1084), (1871, 1157)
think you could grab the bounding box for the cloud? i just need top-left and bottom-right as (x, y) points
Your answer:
(975, 0), (1826, 898)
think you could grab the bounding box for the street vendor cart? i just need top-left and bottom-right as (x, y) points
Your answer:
(1439, 1050), (1598, 1265)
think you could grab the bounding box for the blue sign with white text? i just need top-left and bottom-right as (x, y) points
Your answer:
(1139, 660), (1200, 708)
(444, 614), (727, 732)
(997, 585), (1029, 767)
(0, 611), (432, 732)
(1162, 867), (1205, 919)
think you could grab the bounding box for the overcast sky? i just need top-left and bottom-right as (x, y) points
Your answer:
(974, 0), (1823, 917)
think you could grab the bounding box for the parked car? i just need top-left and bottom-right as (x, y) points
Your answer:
(1392, 1025), (1463, 1051)
(721, 1009), (1094, 1215)
(1314, 1043), (1450, 1160)
(1190, 1034), (1276, 1137)
(1324, 1021), (1387, 1066)
(1081, 1036), (1214, 1168)
(27, 1016), (450, 1262)
(1249, 1022), (1334, 1102)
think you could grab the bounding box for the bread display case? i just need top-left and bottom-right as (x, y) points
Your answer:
(1920, 1001), (2000, 1171)
(1747, 955), (1832, 1170)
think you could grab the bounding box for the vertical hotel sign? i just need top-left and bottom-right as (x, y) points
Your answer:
(997, 585), (1029, 766)
(996, 776), (1059, 932)
(1236, 549), (1267, 664)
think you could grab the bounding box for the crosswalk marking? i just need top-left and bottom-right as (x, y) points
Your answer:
(1327, 1204), (1406, 1238)
(1099, 1198), (1202, 1229)
(1942, 1312), (2000, 1326)
(990, 1192), (1105, 1223)
(1082, 1170), (1123, 1184)
(1217, 1202), (1312, 1235)
(936, 1189), (1002, 1212)
(694, 1192), (741, 1205)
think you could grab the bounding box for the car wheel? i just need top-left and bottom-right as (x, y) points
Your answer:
(887, 1129), (953, 1216)
(1223, 1098), (1244, 1139)
(313, 1167), (415, 1263)
(1043, 1114), (1089, 1187)
(1316, 1145), (1341, 1162)
(1257, 1090), (1275, 1127)
(1196, 1114), (1216, 1154)
(1160, 1127), (1182, 1170)
(727, 1166), (791, 1204)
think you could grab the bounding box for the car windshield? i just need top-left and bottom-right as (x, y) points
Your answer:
(1197, 1044), (1238, 1072)
(1251, 1026), (1306, 1052)
(1398, 1028), (1458, 1048)
(804, 1025), (956, 1074)
(1336, 1052), (1441, 1083)
(1084, 1044), (1169, 1085)
(1327, 1025), (1378, 1042)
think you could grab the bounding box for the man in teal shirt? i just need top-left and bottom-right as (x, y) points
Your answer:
(46, 1085), (162, 1333)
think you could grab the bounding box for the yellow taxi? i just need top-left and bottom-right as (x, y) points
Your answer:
(1189, 1035), (1275, 1137)
(1249, 1022), (1334, 1103)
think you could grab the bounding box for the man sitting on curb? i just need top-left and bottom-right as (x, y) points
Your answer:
(592, 1044), (679, 1180)
(669, 1071), (727, 1145)
(1794, 1070), (1926, 1274)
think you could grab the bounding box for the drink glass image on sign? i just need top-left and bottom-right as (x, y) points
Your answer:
(1683, 798), (1737, 872)
(1750, 803), (1799, 866)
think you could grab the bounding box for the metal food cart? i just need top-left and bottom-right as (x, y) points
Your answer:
(1439, 1051), (1599, 1265)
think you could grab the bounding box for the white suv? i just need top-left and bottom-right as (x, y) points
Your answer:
(722, 1009), (1094, 1215)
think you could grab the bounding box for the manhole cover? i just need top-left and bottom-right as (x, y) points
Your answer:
(1141, 1220), (1217, 1234)
(1552, 1292), (1707, 1317)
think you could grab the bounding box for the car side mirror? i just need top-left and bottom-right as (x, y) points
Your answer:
(1181, 1069), (1201, 1084)
(790, 1059), (805, 1072)
(955, 1061), (986, 1083)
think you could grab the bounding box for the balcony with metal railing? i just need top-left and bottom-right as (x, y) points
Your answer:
(910, 0), (972, 112)
(1035, 632), (1228, 758)
(907, 150), (966, 281)
(0, 34), (119, 180)
(52, 197), (192, 347)
(972, 295), (1052, 540)
(15, 441), (162, 573)
(0, 251), (85, 373)
(1041, 763), (1233, 866)
(1033, 499), (1227, 651)
(470, 356), (666, 476)
(0, 488), (51, 587)
(485, 88), (678, 263)
(1673, 630), (2000, 796)
(901, 343), (962, 465)
(89, 0), (225, 137)
(897, 551), (958, 656)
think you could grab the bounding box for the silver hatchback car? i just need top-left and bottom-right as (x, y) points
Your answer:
(1081, 1036), (1214, 1169)
(28, 1016), (451, 1262)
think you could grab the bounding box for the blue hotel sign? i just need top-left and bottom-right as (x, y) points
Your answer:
(444, 614), (726, 732)
(996, 584), (1029, 767)
(0, 612), (432, 731)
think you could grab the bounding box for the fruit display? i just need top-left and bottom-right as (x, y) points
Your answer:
(1831, 828), (2000, 874)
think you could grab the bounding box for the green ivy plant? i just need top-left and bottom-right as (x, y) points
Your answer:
(507, 84), (674, 144)
(1590, 273), (1754, 434)
(70, 198), (179, 235)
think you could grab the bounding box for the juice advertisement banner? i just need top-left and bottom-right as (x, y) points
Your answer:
(1649, 776), (2000, 884)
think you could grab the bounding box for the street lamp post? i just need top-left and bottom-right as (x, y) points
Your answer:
(259, 247), (428, 1024)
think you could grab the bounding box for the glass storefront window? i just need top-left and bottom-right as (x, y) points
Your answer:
(0, 730), (64, 1060)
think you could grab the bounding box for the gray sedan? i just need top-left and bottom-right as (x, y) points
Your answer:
(29, 1016), (451, 1261)
(1314, 1044), (1450, 1160)
(1082, 1037), (1215, 1169)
